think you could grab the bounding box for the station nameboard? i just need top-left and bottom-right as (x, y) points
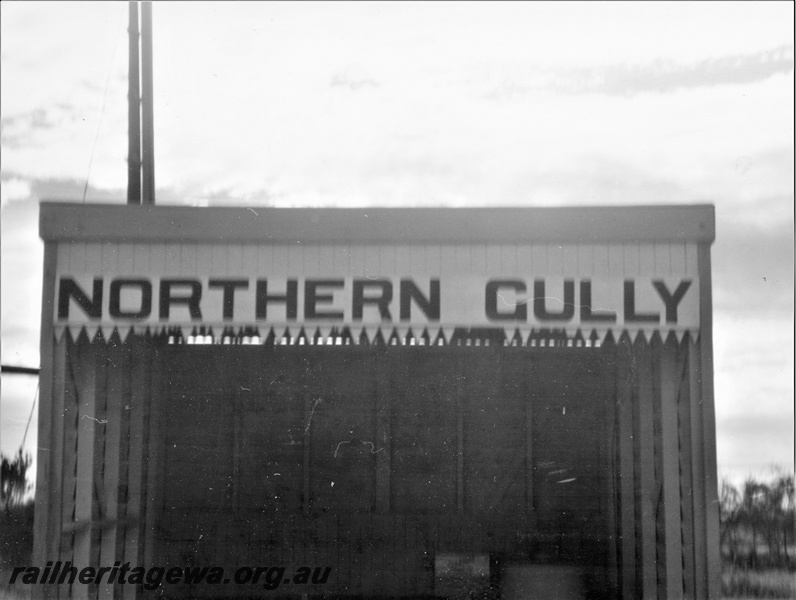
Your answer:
(51, 241), (700, 341)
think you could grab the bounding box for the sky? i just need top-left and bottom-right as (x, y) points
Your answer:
(1, 1), (793, 489)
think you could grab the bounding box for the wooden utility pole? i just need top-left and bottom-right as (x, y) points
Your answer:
(141, 1), (155, 204)
(127, 1), (141, 204)
(127, 1), (155, 205)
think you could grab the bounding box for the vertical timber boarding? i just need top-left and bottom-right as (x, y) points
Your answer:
(57, 334), (75, 599)
(375, 356), (391, 516)
(678, 339), (697, 600)
(613, 333), (717, 600)
(33, 204), (720, 599)
(698, 244), (721, 600)
(97, 339), (124, 599)
(616, 335), (635, 600)
(604, 356), (619, 596)
(32, 329), (161, 599)
(122, 336), (150, 600)
(142, 346), (164, 574)
(32, 242), (56, 595)
(658, 336), (684, 597)
(634, 335), (657, 600)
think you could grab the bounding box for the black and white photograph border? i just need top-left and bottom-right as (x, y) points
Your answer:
(1, 2), (793, 599)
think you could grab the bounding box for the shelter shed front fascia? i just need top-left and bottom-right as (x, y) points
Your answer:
(33, 203), (719, 599)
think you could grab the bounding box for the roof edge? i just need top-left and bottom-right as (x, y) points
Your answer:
(39, 202), (715, 244)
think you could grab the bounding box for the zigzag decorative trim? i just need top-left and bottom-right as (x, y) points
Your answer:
(54, 325), (698, 347)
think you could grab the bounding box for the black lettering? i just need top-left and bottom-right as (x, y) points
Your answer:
(107, 562), (121, 584)
(234, 567), (253, 584)
(95, 566), (111, 585)
(263, 567), (285, 591)
(256, 279), (298, 320)
(209, 278), (248, 320)
(127, 567), (145, 585)
(58, 277), (103, 319)
(624, 280), (659, 323)
(165, 567), (182, 584)
(118, 563), (131, 584)
(533, 279), (575, 321)
(109, 279), (152, 319)
(78, 567), (96, 585)
(58, 562), (78, 585)
(184, 566), (209, 584)
(652, 280), (692, 324)
(251, 567), (269, 584)
(311, 566), (332, 584)
(206, 567), (224, 584)
(399, 279), (440, 321)
(48, 561), (63, 584)
(353, 279), (393, 321)
(22, 567), (40, 585)
(485, 280), (527, 321)
(292, 567), (310, 585)
(8, 567), (26, 584)
(144, 567), (165, 591)
(580, 280), (616, 322)
(305, 279), (344, 320)
(159, 279), (202, 320)
(41, 561), (53, 584)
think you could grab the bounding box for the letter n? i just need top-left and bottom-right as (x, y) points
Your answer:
(58, 277), (103, 319)
(400, 279), (440, 321)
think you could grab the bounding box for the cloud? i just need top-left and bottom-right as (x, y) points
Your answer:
(330, 72), (380, 91)
(0, 197), (42, 375)
(568, 45), (794, 96)
(29, 177), (126, 204)
(500, 156), (689, 206)
(0, 172), (273, 210)
(718, 414), (794, 475)
(1, 108), (56, 135)
(0, 176), (32, 207)
(712, 218), (793, 313)
(485, 45), (794, 99)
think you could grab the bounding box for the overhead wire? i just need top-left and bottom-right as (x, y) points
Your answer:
(81, 5), (126, 203)
(20, 382), (39, 451)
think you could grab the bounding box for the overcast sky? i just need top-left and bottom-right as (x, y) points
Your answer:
(1, 1), (793, 487)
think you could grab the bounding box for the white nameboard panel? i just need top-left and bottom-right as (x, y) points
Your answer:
(52, 241), (700, 340)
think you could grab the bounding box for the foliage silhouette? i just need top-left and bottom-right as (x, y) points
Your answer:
(720, 471), (795, 569)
